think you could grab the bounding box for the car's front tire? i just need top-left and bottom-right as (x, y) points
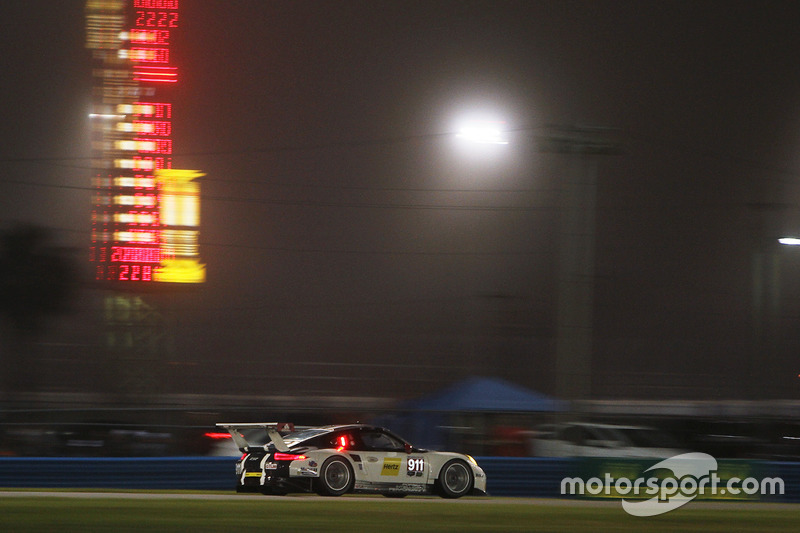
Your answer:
(315, 456), (354, 496)
(437, 459), (473, 499)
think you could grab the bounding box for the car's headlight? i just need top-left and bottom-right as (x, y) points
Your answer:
(465, 454), (478, 466)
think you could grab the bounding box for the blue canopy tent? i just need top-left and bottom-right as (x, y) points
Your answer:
(379, 377), (565, 452)
(405, 376), (564, 413)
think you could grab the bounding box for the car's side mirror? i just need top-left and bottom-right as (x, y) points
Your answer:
(405, 443), (413, 454)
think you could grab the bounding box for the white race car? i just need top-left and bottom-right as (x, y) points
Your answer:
(217, 423), (487, 498)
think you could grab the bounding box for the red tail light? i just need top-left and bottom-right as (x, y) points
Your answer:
(204, 432), (232, 439)
(273, 453), (306, 461)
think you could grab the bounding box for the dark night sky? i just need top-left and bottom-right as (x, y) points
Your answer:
(3, 1), (800, 401)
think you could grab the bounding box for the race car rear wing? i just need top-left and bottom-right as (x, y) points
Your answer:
(216, 422), (296, 452)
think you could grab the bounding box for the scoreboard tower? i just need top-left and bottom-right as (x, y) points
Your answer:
(85, 0), (204, 394)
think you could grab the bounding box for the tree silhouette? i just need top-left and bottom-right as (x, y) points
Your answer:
(0, 224), (77, 392)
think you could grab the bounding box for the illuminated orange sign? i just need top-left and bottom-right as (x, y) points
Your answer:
(154, 169), (205, 283)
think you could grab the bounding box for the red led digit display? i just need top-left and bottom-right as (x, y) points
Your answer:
(131, 156), (151, 170)
(134, 120), (172, 136)
(135, 11), (178, 28)
(134, 193), (158, 205)
(130, 155), (170, 170)
(129, 29), (170, 45)
(119, 264), (152, 281)
(135, 138), (172, 154)
(110, 246), (172, 263)
(131, 47), (170, 63)
(98, 264), (153, 282)
(89, 1), (186, 284)
(117, 229), (158, 243)
(133, 67), (178, 83)
(109, 264), (154, 282)
(133, 174), (156, 188)
(133, 102), (172, 119)
(134, 0), (179, 9)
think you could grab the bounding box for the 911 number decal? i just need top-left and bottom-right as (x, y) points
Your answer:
(408, 458), (425, 472)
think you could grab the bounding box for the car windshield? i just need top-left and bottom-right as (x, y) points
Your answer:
(613, 427), (679, 449)
(584, 426), (626, 444)
(279, 428), (330, 448)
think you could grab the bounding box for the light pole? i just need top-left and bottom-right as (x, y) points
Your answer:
(544, 126), (620, 403)
(747, 206), (798, 400)
(455, 122), (619, 402)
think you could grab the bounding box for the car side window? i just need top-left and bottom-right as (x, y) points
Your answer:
(361, 430), (404, 451)
(328, 432), (360, 451)
(562, 426), (585, 446)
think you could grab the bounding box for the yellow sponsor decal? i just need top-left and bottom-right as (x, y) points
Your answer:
(381, 458), (402, 476)
(244, 472), (262, 478)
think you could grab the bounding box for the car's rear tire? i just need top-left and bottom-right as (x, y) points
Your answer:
(316, 456), (353, 496)
(437, 459), (473, 499)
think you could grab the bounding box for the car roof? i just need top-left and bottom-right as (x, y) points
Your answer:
(559, 422), (654, 430)
(299, 424), (382, 433)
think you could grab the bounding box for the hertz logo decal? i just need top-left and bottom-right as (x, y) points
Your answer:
(381, 458), (402, 476)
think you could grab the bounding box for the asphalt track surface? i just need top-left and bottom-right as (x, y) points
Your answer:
(1, 491), (797, 510)
(0, 491), (564, 503)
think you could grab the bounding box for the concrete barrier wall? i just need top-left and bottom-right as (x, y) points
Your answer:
(768, 462), (800, 503)
(0, 456), (798, 501)
(478, 457), (573, 497)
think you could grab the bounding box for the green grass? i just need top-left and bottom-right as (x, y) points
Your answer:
(1, 495), (799, 532)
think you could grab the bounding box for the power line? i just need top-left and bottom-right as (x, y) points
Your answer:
(0, 128), (457, 165)
(3, 127), (798, 216)
(3, 126), (800, 184)
(200, 193), (555, 211)
(0, 177), (555, 211)
(0, 125), (541, 164)
(25, 225), (545, 258)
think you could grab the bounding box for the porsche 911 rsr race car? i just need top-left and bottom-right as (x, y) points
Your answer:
(217, 423), (487, 498)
